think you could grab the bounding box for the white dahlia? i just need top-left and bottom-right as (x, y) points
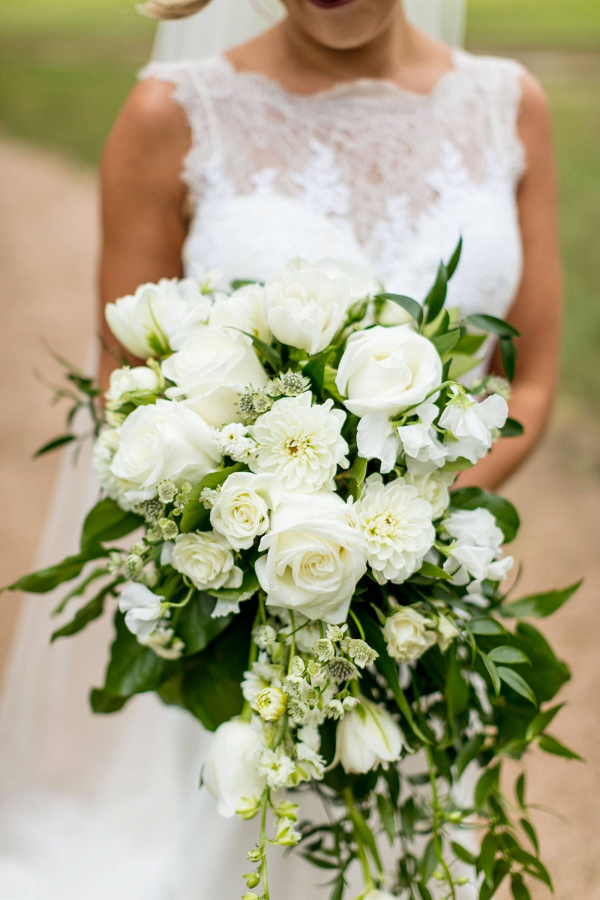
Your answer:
(249, 392), (349, 492)
(355, 474), (435, 584)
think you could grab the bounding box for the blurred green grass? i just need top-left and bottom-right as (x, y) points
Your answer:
(0, 0), (598, 412)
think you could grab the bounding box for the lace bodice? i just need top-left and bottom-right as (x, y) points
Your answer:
(142, 50), (526, 338)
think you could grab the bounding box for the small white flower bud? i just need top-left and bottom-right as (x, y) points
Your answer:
(244, 873), (261, 890)
(246, 848), (263, 863)
(253, 687), (287, 722)
(343, 696), (359, 712)
(159, 518), (179, 541)
(253, 624), (277, 648)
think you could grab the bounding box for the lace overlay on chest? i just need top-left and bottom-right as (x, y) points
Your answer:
(141, 50), (526, 334)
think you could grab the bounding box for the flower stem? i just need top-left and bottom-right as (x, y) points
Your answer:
(349, 609), (366, 641)
(425, 746), (456, 900)
(343, 787), (376, 891)
(288, 611), (296, 674)
(260, 790), (271, 900)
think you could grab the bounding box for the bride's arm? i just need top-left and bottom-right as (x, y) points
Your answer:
(457, 72), (562, 490)
(98, 78), (191, 388)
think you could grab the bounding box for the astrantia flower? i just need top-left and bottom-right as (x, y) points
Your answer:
(383, 606), (437, 663)
(313, 639), (335, 662)
(347, 639), (379, 669)
(439, 387), (508, 464)
(327, 658), (358, 683)
(169, 531), (243, 592)
(257, 747), (296, 789)
(249, 393), (349, 493)
(355, 474), (435, 584)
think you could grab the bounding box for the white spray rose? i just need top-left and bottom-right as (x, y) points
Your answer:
(170, 531), (243, 592)
(110, 399), (220, 504)
(210, 472), (280, 551)
(209, 283), (272, 345)
(162, 327), (268, 427)
(256, 491), (368, 624)
(439, 387), (508, 464)
(105, 365), (160, 407)
(437, 613), (460, 652)
(203, 718), (267, 818)
(119, 583), (164, 639)
(264, 258), (351, 355)
(404, 469), (454, 520)
(336, 325), (443, 418)
(383, 606), (437, 663)
(249, 393), (349, 492)
(355, 474), (435, 584)
(92, 428), (138, 511)
(336, 699), (404, 774)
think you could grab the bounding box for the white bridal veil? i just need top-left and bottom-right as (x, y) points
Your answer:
(152, 0), (467, 63)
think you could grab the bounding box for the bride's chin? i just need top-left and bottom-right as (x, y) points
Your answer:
(283, 0), (399, 50)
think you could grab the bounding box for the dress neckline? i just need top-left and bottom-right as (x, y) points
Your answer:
(217, 48), (466, 104)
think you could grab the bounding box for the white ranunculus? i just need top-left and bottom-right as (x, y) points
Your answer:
(209, 283), (272, 345)
(210, 472), (280, 551)
(105, 278), (211, 358)
(336, 325), (443, 418)
(355, 474), (435, 585)
(263, 258), (351, 355)
(383, 606), (438, 663)
(249, 393), (349, 492)
(439, 387), (508, 465)
(170, 531), (243, 592)
(356, 412), (401, 475)
(443, 508), (513, 586)
(397, 402), (447, 473)
(256, 491), (368, 624)
(92, 427), (139, 511)
(110, 399), (220, 504)
(162, 327), (268, 427)
(336, 698), (404, 774)
(119, 582), (164, 639)
(203, 718), (267, 818)
(105, 365), (160, 407)
(404, 469), (454, 520)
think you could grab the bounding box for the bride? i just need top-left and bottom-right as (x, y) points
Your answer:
(0, 1), (561, 897)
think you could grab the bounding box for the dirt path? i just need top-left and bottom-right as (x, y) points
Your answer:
(0, 137), (598, 899)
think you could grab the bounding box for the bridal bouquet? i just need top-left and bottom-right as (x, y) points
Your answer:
(5, 246), (580, 900)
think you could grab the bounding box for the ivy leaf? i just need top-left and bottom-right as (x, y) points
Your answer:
(80, 497), (143, 549)
(376, 292), (423, 326)
(500, 580), (582, 619)
(104, 612), (166, 697)
(89, 688), (129, 714)
(177, 591), (233, 655)
(180, 464), (246, 533)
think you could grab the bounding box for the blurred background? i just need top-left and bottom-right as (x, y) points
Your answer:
(0, 1), (599, 897)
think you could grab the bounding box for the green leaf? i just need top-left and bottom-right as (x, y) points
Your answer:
(228, 327), (281, 372)
(431, 329), (461, 359)
(501, 580), (582, 619)
(51, 578), (120, 641)
(466, 314), (520, 339)
(421, 838), (438, 883)
(474, 765), (500, 811)
(52, 567), (108, 615)
(376, 793), (396, 844)
(89, 688), (129, 714)
(34, 434), (76, 458)
(303, 345), (335, 397)
(448, 353), (484, 380)
(81, 497), (143, 549)
(511, 873), (532, 900)
(206, 570), (259, 606)
(104, 612), (166, 697)
(417, 884), (433, 900)
(538, 734), (584, 761)
(525, 703), (565, 741)
(417, 561), (451, 580)
(468, 617), (508, 636)
(424, 262), (448, 324)
(488, 646), (530, 665)
(177, 591), (233, 655)
(500, 417), (524, 438)
(445, 236), (463, 279)
(478, 832), (498, 885)
(453, 333), (487, 356)
(329, 875), (345, 900)
(515, 773), (526, 808)
(376, 292), (423, 326)
(445, 647), (469, 721)
(497, 667), (537, 705)
(3, 544), (109, 594)
(441, 456), (474, 472)
(500, 335), (517, 381)
(345, 455), (368, 501)
(455, 734), (484, 778)
(451, 841), (477, 866)
(450, 487), (520, 543)
(180, 464), (246, 533)
(520, 818), (539, 853)
(479, 650), (501, 697)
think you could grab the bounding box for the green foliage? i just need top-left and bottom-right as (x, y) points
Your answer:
(180, 464), (246, 533)
(501, 580), (582, 619)
(3, 543), (109, 594)
(80, 497), (143, 549)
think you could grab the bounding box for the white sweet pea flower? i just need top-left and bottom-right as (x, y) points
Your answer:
(256, 491), (368, 624)
(356, 412), (401, 475)
(383, 606), (438, 663)
(443, 508), (513, 586)
(209, 283), (272, 345)
(404, 469), (454, 520)
(355, 474), (435, 584)
(249, 393), (349, 493)
(264, 257), (351, 355)
(397, 402), (447, 473)
(445, 508), (504, 553)
(210, 472), (280, 551)
(139, 624), (184, 660)
(162, 327), (268, 427)
(336, 699), (404, 774)
(105, 365), (160, 407)
(203, 718), (267, 818)
(170, 531), (243, 592)
(439, 387), (508, 464)
(119, 583), (164, 639)
(336, 325), (443, 418)
(109, 399), (220, 505)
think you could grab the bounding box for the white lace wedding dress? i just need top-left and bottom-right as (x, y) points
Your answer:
(0, 48), (526, 900)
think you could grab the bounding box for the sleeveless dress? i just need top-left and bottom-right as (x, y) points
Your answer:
(0, 49), (526, 900)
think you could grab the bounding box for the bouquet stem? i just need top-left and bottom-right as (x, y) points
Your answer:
(343, 787), (377, 891)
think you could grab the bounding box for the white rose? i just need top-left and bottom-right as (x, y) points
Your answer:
(210, 472), (280, 551)
(119, 583), (164, 639)
(209, 283), (272, 345)
(110, 399), (220, 504)
(170, 531), (243, 592)
(105, 365), (160, 407)
(336, 325), (443, 418)
(383, 606), (437, 663)
(203, 718), (267, 818)
(105, 278), (210, 358)
(355, 474), (435, 585)
(336, 698), (404, 774)
(162, 327), (268, 427)
(249, 393), (349, 492)
(439, 388), (508, 465)
(256, 491), (368, 624)
(437, 613), (460, 652)
(404, 469), (454, 520)
(92, 427), (139, 511)
(263, 258), (351, 355)
(310, 258), (378, 302)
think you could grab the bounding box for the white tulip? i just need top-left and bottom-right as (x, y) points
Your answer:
(336, 325), (443, 418)
(256, 491), (368, 624)
(110, 399), (220, 504)
(404, 469), (454, 520)
(264, 258), (351, 355)
(210, 472), (280, 551)
(170, 531), (243, 592)
(249, 393), (349, 493)
(439, 387), (508, 465)
(383, 606), (437, 663)
(162, 327), (268, 427)
(336, 699), (404, 774)
(209, 283), (272, 345)
(204, 718), (267, 818)
(119, 583), (164, 639)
